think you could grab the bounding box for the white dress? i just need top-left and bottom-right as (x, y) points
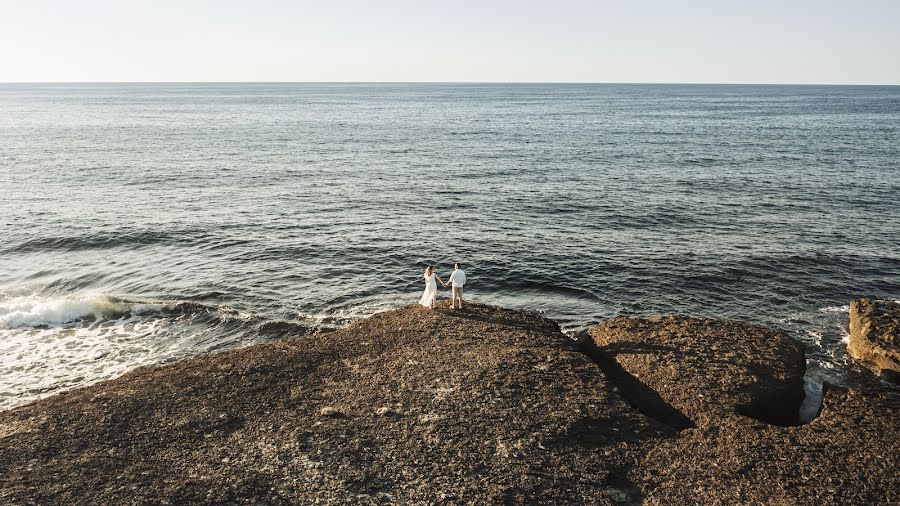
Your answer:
(419, 273), (438, 307)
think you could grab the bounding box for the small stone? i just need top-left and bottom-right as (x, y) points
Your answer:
(606, 487), (629, 503)
(376, 407), (393, 416)
(319, 406), (339, 417)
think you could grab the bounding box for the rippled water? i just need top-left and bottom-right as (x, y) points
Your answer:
(1, 83), (899, 409)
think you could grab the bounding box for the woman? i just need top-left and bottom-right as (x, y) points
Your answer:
(419, 265), (447, 309)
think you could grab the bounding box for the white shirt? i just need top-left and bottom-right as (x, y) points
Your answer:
(448, 268), (466, 288)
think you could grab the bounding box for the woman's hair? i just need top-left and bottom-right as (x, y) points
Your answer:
(424, 265), (433, 274)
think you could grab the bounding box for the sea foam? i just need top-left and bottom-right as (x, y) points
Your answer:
(0, 292), (248, 410)
(0, 293), (133, 328)
(818, 305), (850, 313)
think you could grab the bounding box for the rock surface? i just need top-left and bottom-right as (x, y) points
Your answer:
(0, 304), (658, 505)
(634, 386), (900, 505)
(587, 316), (807, 427)
(849, 298), (900, 381)
(1, 304), (898, 505)
(586, 315), (899, 505)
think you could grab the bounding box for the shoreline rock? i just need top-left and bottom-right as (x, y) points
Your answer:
(586, 316), (807, 427)
(0, 304), (657, 504)
(633, 384), (899, 505)
(585, 314), (898, 504)
(1, 304), (897, 505)
(848, 298), (900, 382)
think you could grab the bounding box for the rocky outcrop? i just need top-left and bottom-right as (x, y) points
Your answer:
(586, 316), (807, 426)
(1, 305), (898, 505)
(849, 298), (900, 381)
(632, 385), (900, 505)
(585, 315), (899, 505)
(0, 304), (658, 505)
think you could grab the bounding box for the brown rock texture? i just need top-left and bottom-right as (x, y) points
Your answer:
(0, 304), (659, 505)
(586, 315), (899, 505)
(587, 316), (807, 427)
(634, 386), (900, 505)
(1, 305), (898, 505)
(848, 298), (900, 381)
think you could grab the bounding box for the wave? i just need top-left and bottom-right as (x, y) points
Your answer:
(0, 289), (320, 410)
(2, 227), (252, 255)
(0, 293), (139, 328)
(819, 305), (850, 313)
(0, 292), (245, 329)
(4, 230), (184, 254)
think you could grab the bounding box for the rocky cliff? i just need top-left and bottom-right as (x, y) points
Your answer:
(849, 298), (900, 382)
(0, 304), (897, 505)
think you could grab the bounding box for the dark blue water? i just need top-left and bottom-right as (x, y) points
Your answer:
(1, 83), (898, 409)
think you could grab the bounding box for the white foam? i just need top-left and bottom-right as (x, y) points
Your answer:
(0, 290), (265, 411)
(0, 315), (173, 410)
(818, 305), (849, 313)
(298, 293), (415, 329)
(804, 330), (824, 346)
(0, 301), (258, 411)
(0, 293), (131, 328)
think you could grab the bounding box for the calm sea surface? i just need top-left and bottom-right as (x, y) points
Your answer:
(1, 83), (898, 409)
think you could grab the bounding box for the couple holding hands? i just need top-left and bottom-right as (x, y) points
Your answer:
(419, 263), (466, 310)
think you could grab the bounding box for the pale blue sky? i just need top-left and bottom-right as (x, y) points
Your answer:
(1, 0), (898, 83)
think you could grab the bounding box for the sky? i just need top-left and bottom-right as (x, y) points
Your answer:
(1, 0), (898, 84)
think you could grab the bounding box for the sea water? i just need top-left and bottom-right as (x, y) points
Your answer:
(1, 83), (898, 409)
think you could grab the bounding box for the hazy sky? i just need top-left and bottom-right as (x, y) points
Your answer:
(1, 0), (898, 84)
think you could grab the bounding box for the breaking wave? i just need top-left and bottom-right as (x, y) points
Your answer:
(0, 293), (142, 328)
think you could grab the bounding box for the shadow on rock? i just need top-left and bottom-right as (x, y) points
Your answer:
(577, 336), (696, 432)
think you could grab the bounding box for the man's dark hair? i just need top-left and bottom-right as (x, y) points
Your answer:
(454, 263), (462, 269)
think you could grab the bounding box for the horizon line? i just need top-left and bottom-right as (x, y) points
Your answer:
(1, 81), (899, 87)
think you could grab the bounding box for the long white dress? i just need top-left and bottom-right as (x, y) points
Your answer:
(419, 273), (438, 307)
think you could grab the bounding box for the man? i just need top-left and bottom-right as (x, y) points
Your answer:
(447, 263), (466, 309)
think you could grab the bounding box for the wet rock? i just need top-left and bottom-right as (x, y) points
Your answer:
(849, 299), (900, 382)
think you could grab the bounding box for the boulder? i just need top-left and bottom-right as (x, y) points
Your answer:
(586, 316), (807, 427)
(586, 315), (899, 505)
(848, 299), (900, 382)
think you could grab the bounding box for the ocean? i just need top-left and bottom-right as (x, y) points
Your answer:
(1, 83), (898, 410)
